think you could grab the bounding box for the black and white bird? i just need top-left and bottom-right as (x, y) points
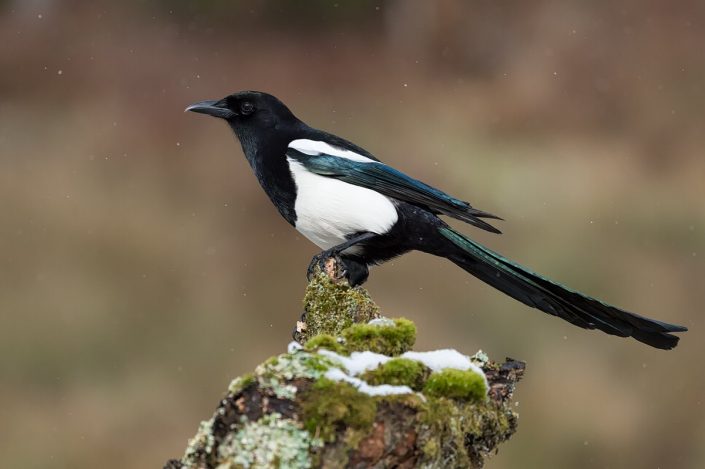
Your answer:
(186, 90), (687, 349)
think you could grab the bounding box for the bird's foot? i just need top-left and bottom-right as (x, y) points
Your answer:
(306, 251), (370, 287)
(306, 250), (344, 282)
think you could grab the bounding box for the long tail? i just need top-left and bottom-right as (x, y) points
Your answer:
(438, 226), (687, 349)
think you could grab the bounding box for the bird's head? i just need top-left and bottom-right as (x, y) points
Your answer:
(186, 90), (298, 134)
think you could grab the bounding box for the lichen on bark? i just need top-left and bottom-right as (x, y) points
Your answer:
(165, 259), (525, 469)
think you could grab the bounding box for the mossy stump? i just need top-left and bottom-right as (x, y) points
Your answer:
(166, 260), (525, 469)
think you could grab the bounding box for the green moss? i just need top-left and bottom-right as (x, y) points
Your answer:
(299, 378), (377, 443)
(300, 272), (379, 342)
(227, 373), (255, 395)
(416, 394), (517, 468)
(362, 358), (429, 391)
(342, 318), (416, 356)
(418, 397), (469, 467)
(303, 318), (417, 357)
(423, 369), (488, 402)
(263, 356), (279, 367)
(303, 334), (346, 354)
(421, 436), (440, 460)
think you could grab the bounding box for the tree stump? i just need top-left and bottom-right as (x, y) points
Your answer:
(165, 260), (525, 468)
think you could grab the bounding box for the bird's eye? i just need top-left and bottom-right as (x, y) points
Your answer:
(240, 101), (255, 115)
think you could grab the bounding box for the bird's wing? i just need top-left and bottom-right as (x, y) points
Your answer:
(286, 139), (502, 234)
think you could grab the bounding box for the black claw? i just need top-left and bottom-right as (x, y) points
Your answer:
(306, 250), (332, 280)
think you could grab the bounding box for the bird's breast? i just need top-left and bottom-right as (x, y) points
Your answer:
(287, 158), (398, 250)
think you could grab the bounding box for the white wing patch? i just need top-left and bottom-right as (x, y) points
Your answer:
(288, 139), (375, 163)
(287, 158), (398, 250)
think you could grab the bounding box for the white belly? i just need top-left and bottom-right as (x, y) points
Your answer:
(288, 158), (399, 250)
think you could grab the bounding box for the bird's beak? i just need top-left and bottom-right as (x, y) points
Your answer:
(185, 99), (235, 119)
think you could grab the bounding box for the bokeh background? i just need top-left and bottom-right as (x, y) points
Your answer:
(1, 1), (703, 467)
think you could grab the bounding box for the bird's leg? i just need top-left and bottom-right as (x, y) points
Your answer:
(339, 257), (369, 286)
(306, 232), (376, 282)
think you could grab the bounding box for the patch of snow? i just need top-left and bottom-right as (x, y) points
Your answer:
(324, 368), (414, 397)
(319, 348), (486, 379)
(318, 349), (390, 375)
(317, 347), (488, 395)
(402, 349), (486, 379)
(287, 341), (303, 353)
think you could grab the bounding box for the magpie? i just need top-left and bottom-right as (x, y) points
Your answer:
(186, 90), (687, 349)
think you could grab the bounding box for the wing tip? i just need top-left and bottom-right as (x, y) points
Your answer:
(468, 207), (504, 221)
(471, 217), (502, 234)
(633, 329), (684, 350)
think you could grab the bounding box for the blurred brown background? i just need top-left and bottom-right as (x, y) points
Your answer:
(1, 1), (703, 467)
